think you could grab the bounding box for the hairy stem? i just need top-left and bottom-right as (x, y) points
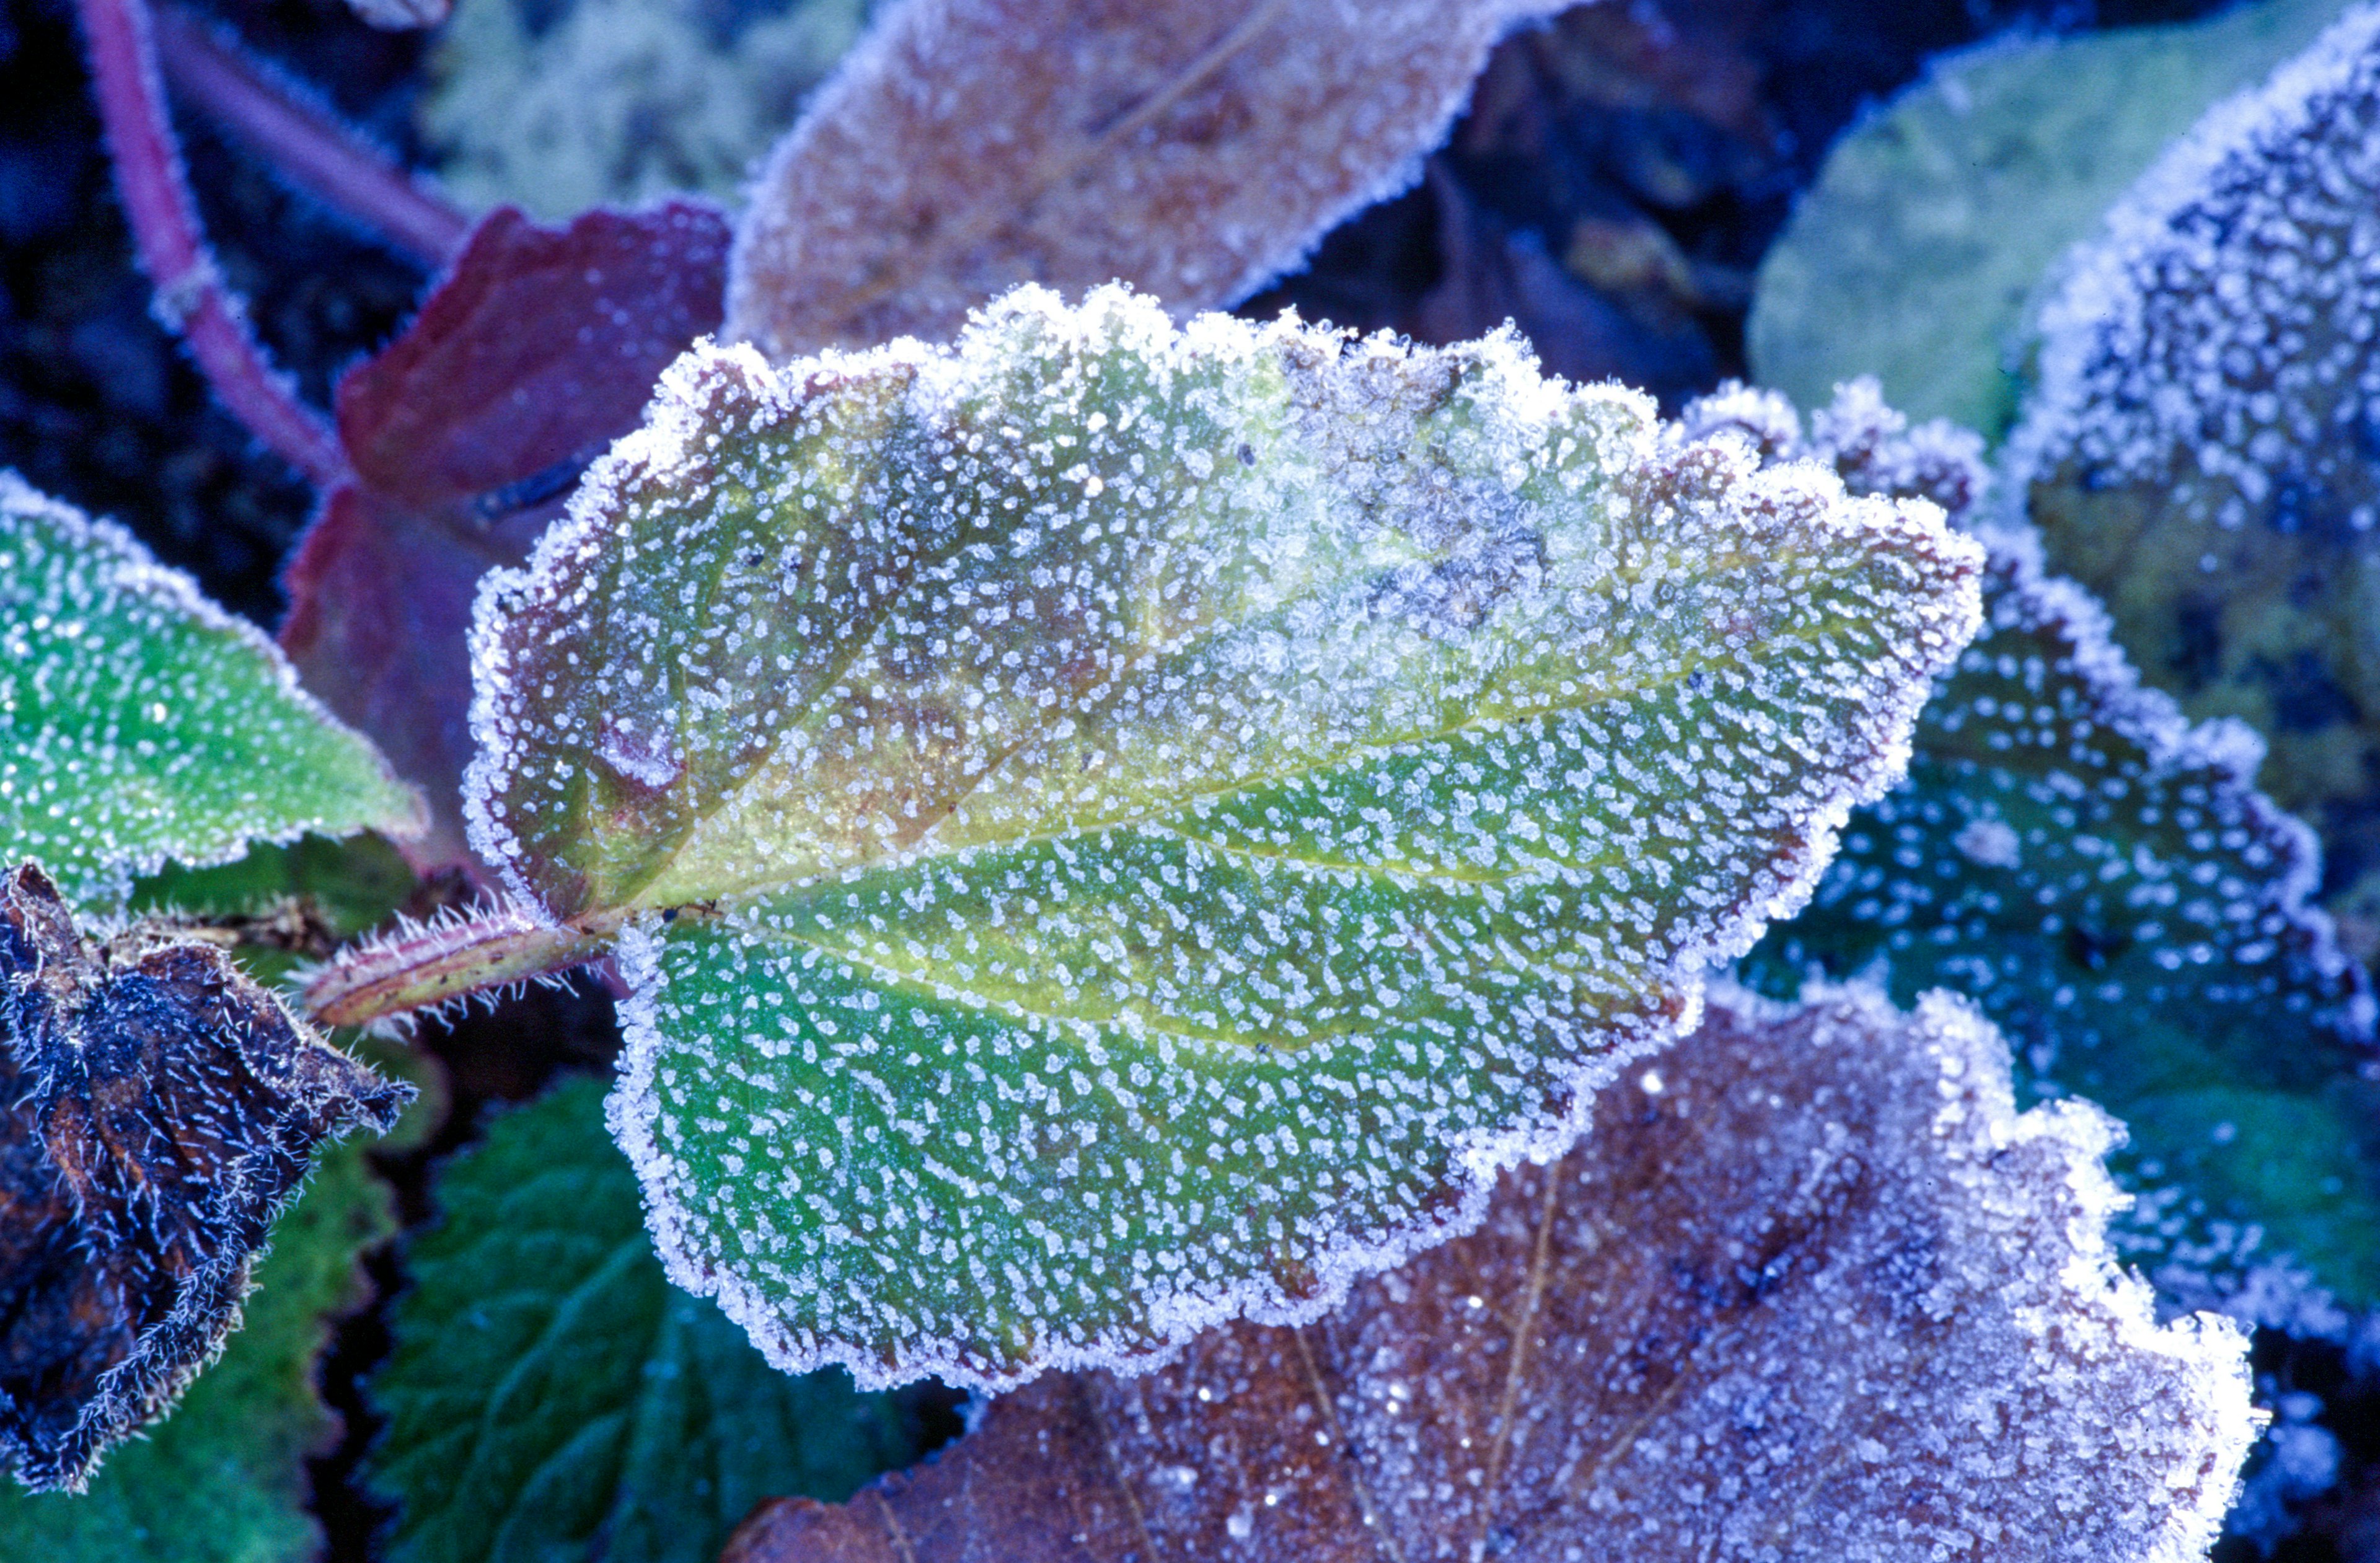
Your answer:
(154, 6), (472, 270)
(78, 0), (351, 491)
(300, 901), (626, 1029)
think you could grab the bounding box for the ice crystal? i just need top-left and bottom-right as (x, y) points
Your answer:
(1723, 382), (2378, 1309)
(2, 474), (423, 909)
(467, 286), (1982, 1390)
(2008, 0), (2380, 924)
(724, 984), (2257, 1563)
(726, 0), (1568, 358)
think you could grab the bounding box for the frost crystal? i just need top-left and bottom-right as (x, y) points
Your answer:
(467, 286), (1982, 1389)
(2008, 1), (2380, 922)
(724, 985), (2258, 1563)
(1726, 382), (2379, 1311)
(1, 473), (424, 908)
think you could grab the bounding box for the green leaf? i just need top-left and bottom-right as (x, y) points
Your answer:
(367, 1076), (921, 1563)
(1744, 529), (2380, 1311)
(130, 832), (418, 940)
(1745, 0), (2348, 438)
(2008, 4), (2380, 943)
(467, 285), (1983, 1388)
(0, 473), (425, 910)
(0, 1128), (400, 1561)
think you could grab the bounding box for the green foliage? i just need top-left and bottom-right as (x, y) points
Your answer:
(1743, 535), (2380, 1310)
(133, 832), (418, 931)
(368, 1078), (919, 1563)
(465, 284), (1981, 1387)
(0, 473), (423, 910)
(1747, 0), (2345, 438)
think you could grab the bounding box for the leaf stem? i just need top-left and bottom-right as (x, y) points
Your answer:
(152, 6), (472, 270)
(77, 0), (351, 491)
(301, 901), (624, 1029)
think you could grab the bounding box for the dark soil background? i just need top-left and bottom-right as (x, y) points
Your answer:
(3, 0), (2366, 1556)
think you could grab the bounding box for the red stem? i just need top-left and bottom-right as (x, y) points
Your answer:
(78, 0), (351, 491)
(153, 6), (470, 270)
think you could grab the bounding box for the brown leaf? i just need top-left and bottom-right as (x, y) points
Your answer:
(725, 0), (1567, 359)
(722, 984), (2254, 1562)
(0, 863), (410, 1493)
(280, 202), (728, 868)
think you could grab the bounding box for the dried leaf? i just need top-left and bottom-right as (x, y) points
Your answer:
(0, 864), (412, 1493)
(466, 285), (1981, 1389)
(1, 473), (423, 910)
(721, 984), (2257, 1563)
(726, 0), (1567, 359)
(366, 1077), (930, 1563)
(0, 1121), (410, 1561)
(280, 202), (729, 869)
(2006, 1), (2380, 932)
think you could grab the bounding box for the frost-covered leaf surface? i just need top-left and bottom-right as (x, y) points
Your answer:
(0, 864), (412, 1493)
(0, 1131), (400, 1561)
(722, 984), (2256, 1563)
(1747, 531), (2380, 1311)
(726, 0), (1566, 358)
(423, 0), (869, 219)
(1, 473), (422, 910)
(468, 286), (1983, 1388)
(2009, 0), (2380, 933)
(1703, 382), (2380, 1314)
(281, 203), (728, 869)
(1747, 0), (2347, 436)
(368, 1076), (924, 1563)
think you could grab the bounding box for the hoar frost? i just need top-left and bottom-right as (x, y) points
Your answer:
(465, 285), (1983, 1390)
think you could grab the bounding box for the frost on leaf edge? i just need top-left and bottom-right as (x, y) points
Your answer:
(2003, 0), (2380, 495)
(537, 289), (1988, 1393)
(1973, 519), (2376, 1041)
(1728, 976), (2262, 1560)
(0, 471), (428, 909)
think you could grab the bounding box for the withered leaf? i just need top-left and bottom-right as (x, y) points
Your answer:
(0, 865), (411, 1494)
(280, 202), (728, 870)
(722, 984), (2254, 1562)
(726, 0), (1569, 358)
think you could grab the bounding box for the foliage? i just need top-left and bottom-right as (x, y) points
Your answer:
(0, 1134), (401, 1562)
(1712, 382), (2380, 1317)
(280, 203), (730, 870)
(462, 283), (1980, 1389)
(1, 473), (422, 909)
(726, 0), (1572, 357)
(368, 1077), (924, 1563)
(0, 863), (410, 1492)
(722, 984), (2254, 1563)
(422, 0), (870, 220)
(1747, 0), (2348, 438)
(2010, 0), (2380, 946)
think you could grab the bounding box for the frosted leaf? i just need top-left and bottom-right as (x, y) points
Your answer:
(726, 0), (1569, 359)
(0, 474), (423, 910)
(2006, 1), (2380, 932)
(281, 203), (729, 871)
(1746, 0), (2348, 436)
(1722, 384), (2380, 1312)
(720, 984), (2258, 1563)
(0, 864), (412, 1494)
(467, 286), (1983, 1389)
